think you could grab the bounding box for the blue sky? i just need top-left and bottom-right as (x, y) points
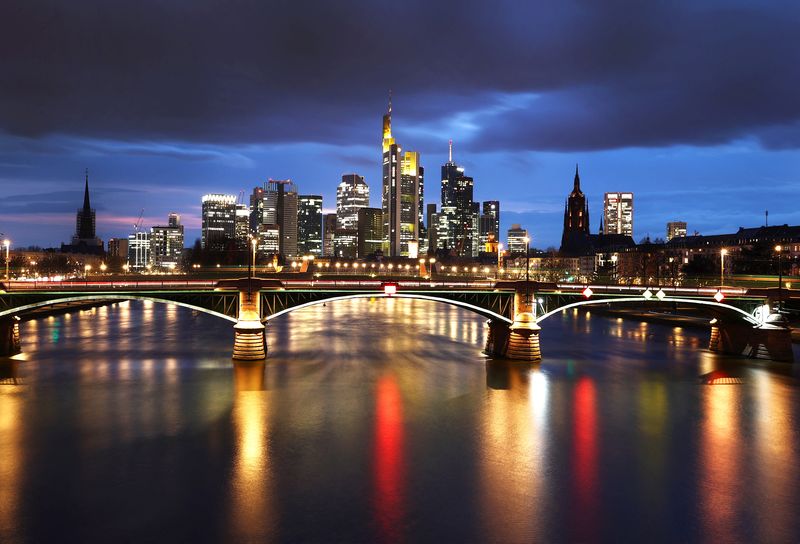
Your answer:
(1, 1), (798, 248)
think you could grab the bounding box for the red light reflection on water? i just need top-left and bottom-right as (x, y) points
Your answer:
(572, 375), (599, 539)
(372, 374), (406, 543)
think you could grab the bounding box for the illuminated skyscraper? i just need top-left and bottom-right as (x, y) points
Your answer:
(603, 192), (633, 237)
(381, 95), (422, 257)
(322, 213), (337, 257)
(151, 212), (184, 269)
(507, 224), (529, 255)
(235, 204), (250, 247)
(336, 175), (369, 230)
(263, 179), (298, 258)
(440, 141), (475, 256)
(298, 195), (323, 255)
(480, 200), (500, 250)
(357, 208), (383, 257)
(201, 193), (236, 250)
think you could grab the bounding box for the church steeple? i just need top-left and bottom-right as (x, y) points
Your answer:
(572, 163), (582, 194)
(83, 168), (91, 212)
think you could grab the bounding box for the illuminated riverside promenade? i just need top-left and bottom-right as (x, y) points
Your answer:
(0, 298), (798, 542)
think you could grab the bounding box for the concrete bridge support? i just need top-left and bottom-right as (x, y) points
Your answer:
(708, 316), (794, 363)
(233, 289), (266, 361)
(0, 316), (21, 357)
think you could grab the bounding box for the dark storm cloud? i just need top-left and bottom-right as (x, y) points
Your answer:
(1, 0), (798, 151)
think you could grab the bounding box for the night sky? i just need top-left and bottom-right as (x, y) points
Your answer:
(1, 0), (799, 249)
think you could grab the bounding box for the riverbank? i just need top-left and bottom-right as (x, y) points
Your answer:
(588, 306), (800, 343)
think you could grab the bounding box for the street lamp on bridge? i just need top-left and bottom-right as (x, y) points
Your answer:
(3, 239), (9, 282)
(720, 248), (728, 287)
(775, 245), (783, 312)
(523, 236), (530, 303)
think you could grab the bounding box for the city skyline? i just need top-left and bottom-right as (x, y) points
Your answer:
(1, 2), (799, 248)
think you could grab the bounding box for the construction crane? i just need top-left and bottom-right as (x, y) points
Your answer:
(133, 208), (144, 233)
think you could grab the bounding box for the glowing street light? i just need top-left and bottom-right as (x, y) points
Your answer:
(775, 245), (783, 312)
(3, 239), (9, 282)
(720, 248), (728, 287)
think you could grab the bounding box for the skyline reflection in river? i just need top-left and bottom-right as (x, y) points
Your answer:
(0, 299), (798, 542)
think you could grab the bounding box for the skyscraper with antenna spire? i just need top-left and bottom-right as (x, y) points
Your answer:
(439, 140), (476, 256)
(381, 92), (423, 257)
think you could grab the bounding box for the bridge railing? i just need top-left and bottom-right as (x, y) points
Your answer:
(280, 279), (497, 289)
(1, 280), (219, 290)
(556, 283), (751, 296)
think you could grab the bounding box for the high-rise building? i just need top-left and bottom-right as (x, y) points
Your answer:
(480, 200), (500, 249)
(560, 165), (591, 255)
(62, 169), (104, 255)
(357, 208), (384, 258)
(336, 175), (369, 230)
(235, 204), (250, 247)
(426, 203), (439, 253)
(263, 180), (298, 258)
(667, 221), (688, 241)
(507, 224), (529, 255)
(440, 141), (475, 256)
(334, 229), (358, 258)
(298, 195), (323, 256)
(603, 192), (633, 237)
(249, 186), (265, 234)
(127, 231), (151, 270)
(108, 238), (129, 260)
(381, 96), (422, 257)
(151, 212), (184, 269)
(322, 213), (337, 257)
(201, 194), (236, 250)
(257, 224), (280, 255)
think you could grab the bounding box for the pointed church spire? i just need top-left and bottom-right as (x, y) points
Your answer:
(448, 139), (453, 163)
(574, 163), (580, 191)
(83, 168), (91, 211)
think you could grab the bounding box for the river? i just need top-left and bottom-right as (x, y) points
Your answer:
(0, 298), (799, 542)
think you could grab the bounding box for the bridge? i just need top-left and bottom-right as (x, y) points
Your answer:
(0, 277), (793, 363)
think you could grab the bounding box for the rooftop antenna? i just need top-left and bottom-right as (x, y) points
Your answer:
(388, 89), (392, 114)
(448, 139), (453, 162)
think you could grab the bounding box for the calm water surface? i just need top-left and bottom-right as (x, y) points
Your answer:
(1, 299), (799, 543)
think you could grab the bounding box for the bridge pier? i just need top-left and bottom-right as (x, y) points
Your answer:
(0, 316), (21, 357)
(709, 316), (794, 363)
(232, 289), (266, 361)
(506, 312), (542, 362)
(484, 319), (512, 358)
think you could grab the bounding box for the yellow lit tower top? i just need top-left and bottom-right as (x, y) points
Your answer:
(382, 90), (395, 152)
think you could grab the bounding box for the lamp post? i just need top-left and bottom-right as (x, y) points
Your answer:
(720, 248), (728, 287)
(3, 239), (9, 282)
(523, 235), (530, 304)
(611, 254), (618, 284)
(497, 243), (503, 280)
(775, 245), (783, 312)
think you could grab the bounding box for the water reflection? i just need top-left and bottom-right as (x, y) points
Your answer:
(0, 300), (797, 542)
(228, 366), (274, 540)
(372, 374), (406, 543)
